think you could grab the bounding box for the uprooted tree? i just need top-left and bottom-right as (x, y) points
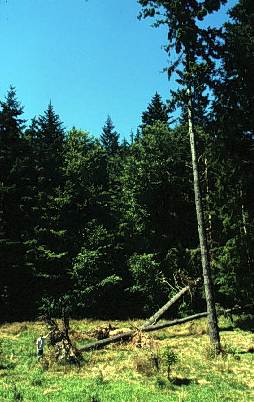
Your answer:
(40, 296), (82, 365)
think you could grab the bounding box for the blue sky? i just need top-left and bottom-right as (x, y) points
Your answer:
(0, 0), (237, 140)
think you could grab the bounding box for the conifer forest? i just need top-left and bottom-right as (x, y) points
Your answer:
(1, 0), (254, 327)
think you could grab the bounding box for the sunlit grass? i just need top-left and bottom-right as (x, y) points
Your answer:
(0, 316), (253, 401)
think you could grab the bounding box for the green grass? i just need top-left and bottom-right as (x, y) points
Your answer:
(0, 317), (253, 401)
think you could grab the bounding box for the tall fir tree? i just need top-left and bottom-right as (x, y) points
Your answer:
(63, 128), (124, 317)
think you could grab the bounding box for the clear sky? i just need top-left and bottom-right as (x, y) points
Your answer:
(0, 0), (237, 140)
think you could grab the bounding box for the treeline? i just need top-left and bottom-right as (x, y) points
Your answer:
(1, 0), (254, 321)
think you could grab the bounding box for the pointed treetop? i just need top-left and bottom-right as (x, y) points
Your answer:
(100, 115), (120, 156)
(0, 86), (25, 141)
(141, 92), (168, 128)
(37, 102), (65, 147)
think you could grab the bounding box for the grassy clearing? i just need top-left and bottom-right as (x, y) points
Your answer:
(0, 316), (253, 401)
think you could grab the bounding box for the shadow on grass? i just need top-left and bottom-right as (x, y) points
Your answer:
(219, 312), (254, 333)
(0, 362), (16, 370)
(234, 316), (254, 332)
(154, 333), (192, 340)
(237, 348), (254, 355)
(219, 325), (235, 332)
(171, 377), (194, 386)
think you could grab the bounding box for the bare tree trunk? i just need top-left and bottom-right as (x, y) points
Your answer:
(204, 157), (213, 251)
(187, 83), (221, 354)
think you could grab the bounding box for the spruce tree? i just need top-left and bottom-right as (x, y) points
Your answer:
(25, 103), (67, 299)
(100, 116), (120, 156)
(141, 92), (168, 128)
(0, 87), (30, 320)
(36, 102), (65, 182)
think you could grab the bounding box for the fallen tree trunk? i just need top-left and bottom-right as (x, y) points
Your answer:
(79, 304), (253, 353)
(80, 280), (200, 353)
(90, 283), (197, 342)
(79, 330), (134, 352)
(144, 311), (208, 332)
(79, 311), (207, 352)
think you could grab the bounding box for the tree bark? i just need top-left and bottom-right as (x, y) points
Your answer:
(187, 82), (221, 353)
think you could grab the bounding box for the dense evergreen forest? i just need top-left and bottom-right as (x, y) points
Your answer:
(0, 0), (253, 322)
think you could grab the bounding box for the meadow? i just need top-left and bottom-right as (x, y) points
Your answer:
(0, 316), (253, 402)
